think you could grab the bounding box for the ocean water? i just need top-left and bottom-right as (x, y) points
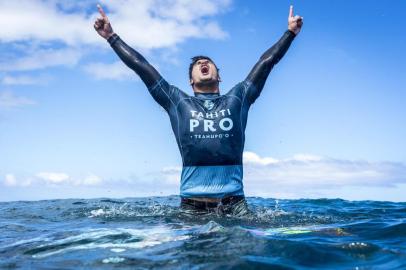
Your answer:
(0, 196), (405, 269)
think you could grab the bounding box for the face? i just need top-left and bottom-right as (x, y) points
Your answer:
(190, 59), (220, 86)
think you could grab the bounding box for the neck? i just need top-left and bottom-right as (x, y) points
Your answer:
(194, 92), (220, 98)
(192, 81), (219, 94)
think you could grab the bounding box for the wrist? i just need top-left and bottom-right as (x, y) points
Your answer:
(287, 29), (297, 36)
(106, 32), (115, 40)
(107, 33), (119, 45)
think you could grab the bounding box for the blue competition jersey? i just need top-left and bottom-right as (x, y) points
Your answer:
(148, 79), (257, 197)
(108, 30), (296, 198)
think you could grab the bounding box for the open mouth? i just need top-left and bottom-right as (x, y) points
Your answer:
(201, 65), (209, 75)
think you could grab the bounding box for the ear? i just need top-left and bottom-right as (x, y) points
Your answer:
(190, 78), (194, 85)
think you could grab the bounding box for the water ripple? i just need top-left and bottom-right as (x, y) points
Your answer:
(0, 196), (405, 269)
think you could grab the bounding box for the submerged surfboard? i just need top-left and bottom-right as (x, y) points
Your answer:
(245, 225), (349, 237)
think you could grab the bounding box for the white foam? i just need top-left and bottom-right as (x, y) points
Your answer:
(31, 226), (191, 259)
(89, 209), (106, 217)
(1, 235), (51, 249)
(110, 248), (126, 253)
(102, 257), (125, 264)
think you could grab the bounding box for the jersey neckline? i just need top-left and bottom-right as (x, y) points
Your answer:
(193, 92), (222, 99)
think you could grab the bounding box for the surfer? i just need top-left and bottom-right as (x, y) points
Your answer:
(94, 4), (303, 216)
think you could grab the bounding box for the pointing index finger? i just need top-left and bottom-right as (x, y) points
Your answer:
(97, 4), (107, 18)
(289, 5), (294, 17)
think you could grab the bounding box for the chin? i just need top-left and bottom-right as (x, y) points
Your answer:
(199, 74), (214, 81)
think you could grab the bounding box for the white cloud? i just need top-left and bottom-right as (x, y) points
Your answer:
(4, 174), (17, 186)
(154, 0), (231, 23)
(1, 74), (50, 85)
(0, 90), (36, 109)
(243, 151), (278, 165)
(80, 174), (102, 186)
(0, 0), (229, 47)
(98, 0), (229, 49)
(161, 166), (182, 185)
(2, 172), (104, 187)
(3, 151), (406, 201)
(0, 0), (231, 74)
(162, 166), (182, 174)
(158, 151), (406, 199)
(0, 0), (97, 45)
(242, 151), (406, 198)
(4, 174), (32, 187)
(36, 172), (70, 184)
(0, 48), (82, 72)
(83, 61), (136, 80)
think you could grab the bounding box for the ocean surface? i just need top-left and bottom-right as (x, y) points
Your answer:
(0, 196), (405, 269)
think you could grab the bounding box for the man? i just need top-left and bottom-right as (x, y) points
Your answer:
(94, 4), (303, 216)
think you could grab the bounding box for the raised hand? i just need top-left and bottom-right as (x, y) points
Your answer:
(288, 5), (303, 35)
(94, 4), (114, 40)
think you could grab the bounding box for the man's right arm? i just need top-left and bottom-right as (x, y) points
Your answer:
(94, 4), (180, 111)
(107, 34), (161, 89)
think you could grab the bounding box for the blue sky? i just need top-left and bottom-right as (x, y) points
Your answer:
(1, 0), (405, 201)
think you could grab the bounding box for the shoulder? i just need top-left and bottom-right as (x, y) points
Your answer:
(168, 84), (190, 98)
(147, 77), (169, 91)
(242, 80), (258, 93)
(225, 81), (244, 94)
(165, 84), (191, 107)
(225, 80), (257, 99)
(148, 79), (189, 98)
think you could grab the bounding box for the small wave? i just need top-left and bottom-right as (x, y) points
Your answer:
(195, 220), (225, 234)
(84, 202), (179, 220)
(72, 201), (87, 205)
(24, 226), (191, 259)
(99, 199), (125, 204)
(377, 222), (406, 238)
(1, 196), (405, 269)
(102, 256), (125, 264)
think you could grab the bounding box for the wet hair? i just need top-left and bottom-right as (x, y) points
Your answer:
(188, 55), (220, 80)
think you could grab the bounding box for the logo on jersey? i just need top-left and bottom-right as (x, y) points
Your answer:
(189, 108), (234, 139)
(203, 100), (215, 110)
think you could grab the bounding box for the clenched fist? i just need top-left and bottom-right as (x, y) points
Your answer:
(94, 4), (114, 40)
(288, 5), (303, 35)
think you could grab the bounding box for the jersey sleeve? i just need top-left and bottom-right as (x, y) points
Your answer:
(147, 79), (189, 111)
(108, 34), (188, 111)
(225, 81), (263, 111)
(244, 30), (296, 105)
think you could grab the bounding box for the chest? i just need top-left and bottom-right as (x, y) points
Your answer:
(176, 97), (242, 133)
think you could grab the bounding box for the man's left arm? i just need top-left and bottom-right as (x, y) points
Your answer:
(244, 5), (303, 104)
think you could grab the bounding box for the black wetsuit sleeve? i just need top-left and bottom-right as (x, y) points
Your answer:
(107, 33), (179, 110)
(244, 30), (296, 104)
